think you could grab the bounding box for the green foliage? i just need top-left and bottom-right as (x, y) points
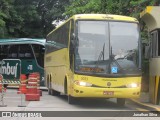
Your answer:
(0, 0), (159, 38)
(65, 0), (101, 16)
(0, 0), (70, 38)
(65, 0), (132, 16)
(65, 0), (159, 42)
(0, 18), (5, 27)
(65, 0), (159, 17)
(0, 0), (11, 37)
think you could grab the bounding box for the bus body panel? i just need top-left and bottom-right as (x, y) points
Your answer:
(69, 74), (141, 98)
(45, 48), (69, 93)
(21, 59), (44, 85)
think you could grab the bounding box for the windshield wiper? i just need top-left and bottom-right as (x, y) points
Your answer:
(95, 43), (105, 68)
(98, 44), (105, 61)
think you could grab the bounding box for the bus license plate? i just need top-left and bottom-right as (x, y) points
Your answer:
(103, 91), (114, 95)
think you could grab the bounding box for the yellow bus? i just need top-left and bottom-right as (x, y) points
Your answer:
(45, 14), (142, 105)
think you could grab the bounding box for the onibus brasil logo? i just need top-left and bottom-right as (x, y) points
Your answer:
(1, 59), (21, 79)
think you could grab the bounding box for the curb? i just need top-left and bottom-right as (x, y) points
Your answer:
(130, 98), (160, 112)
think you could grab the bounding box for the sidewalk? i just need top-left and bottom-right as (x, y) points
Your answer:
(130, 92), (160, 112)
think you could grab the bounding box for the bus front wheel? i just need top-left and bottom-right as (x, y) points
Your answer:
(68, 95), (76, 104)
(117, 98), (125, 106)
(47, 81), (52, 95)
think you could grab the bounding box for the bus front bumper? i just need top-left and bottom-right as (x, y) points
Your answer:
(71, 85), (140, 99)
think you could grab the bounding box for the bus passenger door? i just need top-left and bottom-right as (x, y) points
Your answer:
(31, 44), (45, 86)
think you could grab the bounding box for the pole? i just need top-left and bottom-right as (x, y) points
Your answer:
(18, 92), (26, 107)
(0, 84), (7, 107)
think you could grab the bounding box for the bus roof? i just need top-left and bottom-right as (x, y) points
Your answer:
(72, 14), (138, 22)
(47, 14), (138, 36)
(0, 38), (46, 45)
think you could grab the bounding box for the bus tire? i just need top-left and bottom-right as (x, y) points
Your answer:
(51, 89), (60, 96)
(68, 95), (76, 104)
(64, 79), (67, 95)
(48, 89), (52, 95)
(48, 79), (52, 95)
(117, 98), (125, 106)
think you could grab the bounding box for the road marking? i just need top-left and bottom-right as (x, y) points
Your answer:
(130, 98), (160, 112)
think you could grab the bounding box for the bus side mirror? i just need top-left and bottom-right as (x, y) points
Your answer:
(71, 33), (75, 41)
(70, 40), (75, 55)
(70, 33), (76, 54)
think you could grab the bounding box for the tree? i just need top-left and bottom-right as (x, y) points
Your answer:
(0, 0), (70, 38)
(65, 0), (132, 16)
(35, 0), (70, 37)
(65, 0), (159, 17)
(0, 0), (10, 38)
(65, 0), (159, 41)
(65, 0), (100, 16)
(0, 0), (159, 38)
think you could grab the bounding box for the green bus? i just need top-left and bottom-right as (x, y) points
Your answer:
(0, 38), (45, 86)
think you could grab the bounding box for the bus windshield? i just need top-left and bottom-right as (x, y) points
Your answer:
(75, 21), (140, 76)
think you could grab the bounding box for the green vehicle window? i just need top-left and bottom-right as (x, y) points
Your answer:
(19, 44), (34, 59)
(32, 44), (45, 68)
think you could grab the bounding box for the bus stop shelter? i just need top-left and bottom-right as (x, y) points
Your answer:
(140, 6), (160, 105)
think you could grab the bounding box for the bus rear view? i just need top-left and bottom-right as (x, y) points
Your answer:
(0, 38), (45, 86)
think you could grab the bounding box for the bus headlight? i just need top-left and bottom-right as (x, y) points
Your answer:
(126, 83), (139, 88)
(74, 81), (92, 87)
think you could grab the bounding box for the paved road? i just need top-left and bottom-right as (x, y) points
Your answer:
(0, 89), (144, 110)
(0, 89), (159, 120)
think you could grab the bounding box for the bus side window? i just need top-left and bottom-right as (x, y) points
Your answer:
(25, 53), (32, 58)
(19, 53), (25, 58)
(8, 45), (18, 58)
(32, 44), (44, 68)
(11, 53), (17, 58)
(19, 44), (34, 59)
(0, 45), (8, 60)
